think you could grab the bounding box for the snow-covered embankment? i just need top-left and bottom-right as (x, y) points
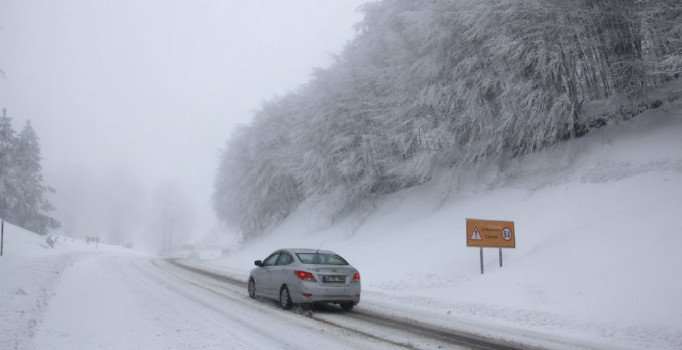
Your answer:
(203, 101), (682, 349)
(0, 224), (121, 349)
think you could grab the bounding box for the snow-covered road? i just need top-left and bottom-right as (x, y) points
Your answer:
(32, 254), (499, 350)
(163, 259), (526, 350)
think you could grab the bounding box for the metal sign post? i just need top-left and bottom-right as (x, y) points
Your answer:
(499, 248), (503, 267)
(1, 220), (4, 256)
(479, 248), (484, 274)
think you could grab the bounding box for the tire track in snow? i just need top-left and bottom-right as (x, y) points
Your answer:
(164, 258), (529, 350)
(129, 257), (398, 350)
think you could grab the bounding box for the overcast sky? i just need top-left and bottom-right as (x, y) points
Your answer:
(0, 0), (367, 240)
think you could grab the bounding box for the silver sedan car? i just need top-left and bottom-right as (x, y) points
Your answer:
(248, 248), (361, 311)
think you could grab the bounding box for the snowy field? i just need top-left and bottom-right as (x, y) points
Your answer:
(197, 102), (682, 350)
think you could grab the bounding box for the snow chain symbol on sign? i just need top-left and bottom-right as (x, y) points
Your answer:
(471, 228), (482, 240)
(502, 228), (512, 241)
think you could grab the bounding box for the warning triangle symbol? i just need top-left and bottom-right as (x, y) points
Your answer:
(471, 228), (482, 240)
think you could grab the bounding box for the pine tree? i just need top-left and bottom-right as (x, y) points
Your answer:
(13, 120), (59, 234)
(0, 108), (18, 222)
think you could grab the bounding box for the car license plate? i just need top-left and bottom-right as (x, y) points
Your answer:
(323, 275), (345, 283)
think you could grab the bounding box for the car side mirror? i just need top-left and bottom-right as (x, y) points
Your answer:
(254, 260), (263, 267)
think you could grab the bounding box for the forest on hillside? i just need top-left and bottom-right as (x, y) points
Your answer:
(213, 0), (682, 239)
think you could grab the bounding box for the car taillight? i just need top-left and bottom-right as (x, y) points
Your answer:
(352, 272), (360, 281)
(294, 270), (316, 282)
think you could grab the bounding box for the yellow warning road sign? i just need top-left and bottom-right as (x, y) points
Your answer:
(466, 218), (515, 248)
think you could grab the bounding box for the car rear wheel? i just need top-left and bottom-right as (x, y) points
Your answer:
(248, 279), (255, 299)
(279, 286), (292, 310)
(340, 302), (354, 311)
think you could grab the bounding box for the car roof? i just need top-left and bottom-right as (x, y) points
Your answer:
(286, 248), (338, 255)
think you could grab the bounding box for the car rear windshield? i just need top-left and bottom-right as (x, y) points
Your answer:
(296, 253), (349, 265)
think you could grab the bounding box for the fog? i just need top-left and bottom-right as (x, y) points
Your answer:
(0, 0), (365, 252)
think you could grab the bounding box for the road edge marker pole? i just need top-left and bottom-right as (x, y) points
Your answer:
(1, 219), (4, 256)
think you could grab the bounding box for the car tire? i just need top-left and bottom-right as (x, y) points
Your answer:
(340, 302), (354, 311)
(279, 286), (292, 310)
(248, 279), (256, 299)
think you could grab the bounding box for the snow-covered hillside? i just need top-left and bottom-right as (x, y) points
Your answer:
(203, 102), (682, 349)
(0, 223), (132, 349)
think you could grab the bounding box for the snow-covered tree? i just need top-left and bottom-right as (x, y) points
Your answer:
(13, 120), (59, 233)
(149, 182), (196, 255)
(102, 166), (144, 245)
(0, 109), (17, 222)
(0, 111), (59, 234)
(213, 0), (682, 239)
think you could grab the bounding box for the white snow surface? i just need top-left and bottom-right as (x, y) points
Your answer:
(1, 104), (681, 350)
(0, 226), (132, 349)
(199, 103), (682, 349)
(1, 226), (406, 350)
